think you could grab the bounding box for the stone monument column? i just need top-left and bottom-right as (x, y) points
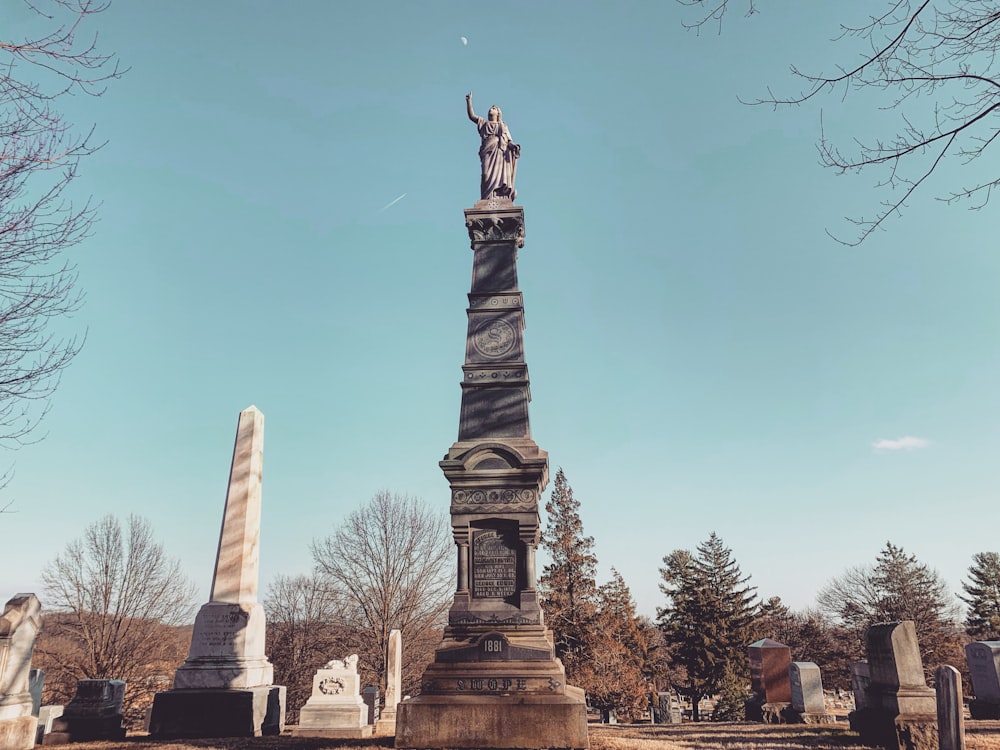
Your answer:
(150, 406), (285, 738)
(395, 98), (588, 750)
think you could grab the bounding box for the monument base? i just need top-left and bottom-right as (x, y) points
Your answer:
(148, 686), (285, 738)
(43, 715), (125, 744)
(969, 699), (1000, 719)
(745, 698), (791, 724)
(786, 709), (836, 724)
(0, 716), (37, 750)
(396, 692), (589, 749)
(851, 708), (938, 750)
(293, 726), (373, 739)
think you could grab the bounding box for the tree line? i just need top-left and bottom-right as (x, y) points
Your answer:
(29, 470), (1000, 726)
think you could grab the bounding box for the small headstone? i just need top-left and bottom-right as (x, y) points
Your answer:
(362, 686), (380, 725)
(851, 621), (937, 750)
(35, 706), (63, 746)
(0, 593), (43, 750)
(374, 629), (401, 736)
(44, 679), (126, 744)
(936, 665), (965, 750)
(293, 654), (372, 738)
(28, 669), (44, 716)
(965, 641), (1000, 719)
(746, 638), (792, 722)
(851, 661), (872, 710)
(788, 662), (832, 722)
(655, 692), (682, 724)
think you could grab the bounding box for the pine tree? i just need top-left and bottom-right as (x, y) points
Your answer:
(960, 552), (1000, 640)
(539, 468), (598, 676)
(657, 532), (758, 722)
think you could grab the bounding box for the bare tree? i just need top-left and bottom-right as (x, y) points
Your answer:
(816, 541), (963, 679)
(677, 0), (1000, 244)
(264, 573), (346, 724)
(36, 514), (195, 724)
(311, 491), (452, 697)
(0, 0), (123, 470)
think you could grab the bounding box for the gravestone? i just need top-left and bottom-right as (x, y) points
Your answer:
(375, 629), (401, 735)
(394, 98), (588, 750)
(362, 687), (380, 725)
(44, 679), (126, 744)
(851, 661), (872, 710)
(149, 406), (285, 738)
(35, 706), (62, 746)
(655, 693), (682, 724)
(965, 641), (1000, 718)
(746, 638), (792, 722)
(0, 593), (42, 750)
(293, 654), (372, 738)
(852, 621), (937, 750)
(936, 665), (965, 750)
(28, 670), (43, 716)
(788, 662), (833, 723)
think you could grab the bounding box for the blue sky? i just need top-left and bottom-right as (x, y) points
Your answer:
(2, 1), (998, 619)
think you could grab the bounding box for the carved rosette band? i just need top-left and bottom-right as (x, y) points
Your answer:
(452, 488), (536, 505)
(466, 215), (525, 248)
(469, 293), (522, 310)
(464, 368), (526, 382)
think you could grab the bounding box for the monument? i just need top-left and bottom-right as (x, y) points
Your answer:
(293, 655), (372, 738)
(44, 679), (126, 744)
(0, 593), (42, 750)
(965, 641), (1000, 718)
(788, 661), (833, 723)
(374, 629), (401, 736)
(394, 94), (589, 750)
(851, 621), (937, 750)
(746, 638), (792, 723)
(149, 405), (285, 738)
(935, 665), (965, 750)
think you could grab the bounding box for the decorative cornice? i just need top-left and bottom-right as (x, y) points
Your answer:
(465, 213), (525, 249)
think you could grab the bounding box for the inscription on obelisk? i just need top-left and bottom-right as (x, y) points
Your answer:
(472, 529), (517, 599)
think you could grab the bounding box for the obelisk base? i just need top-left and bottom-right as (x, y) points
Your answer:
(149, 686), (285, 738)
(0, 715), (37, 750)
(397, 692), (588, 749)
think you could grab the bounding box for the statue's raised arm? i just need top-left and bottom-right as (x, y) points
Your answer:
(466, 92), (519, 201)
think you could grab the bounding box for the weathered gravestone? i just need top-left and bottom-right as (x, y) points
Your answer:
(362, 686), (380, 725)
(746, 638), (792, 723)
(374, 629), (401, 736)
(0, 593), (42, 750)
(44, 679), (126, 744)
(655, 693), (682, 724)
(35, 706), (62, 746)
(851, 661), (872, 711)
(789, 661), (834, 723)
(851, 621), (937, 750)
(965, 641), (1000, 719)
(394, 96), (588, 750)
(28, 670), (43, 717)
(149, 406), (285, 738)
(293, 654), (372, 738)
(936, 665), (965, 750)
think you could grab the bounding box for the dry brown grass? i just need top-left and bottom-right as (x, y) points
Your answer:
(35, 720), (1000, 750)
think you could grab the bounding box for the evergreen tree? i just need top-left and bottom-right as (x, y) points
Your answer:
(540, 468), (598, 676)
(584, 569), (649, 722)
(960, 552), (1000, 640)
(657, 532), (758, 722)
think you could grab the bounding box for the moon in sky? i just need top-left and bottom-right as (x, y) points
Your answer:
(460, 36), (468, 46)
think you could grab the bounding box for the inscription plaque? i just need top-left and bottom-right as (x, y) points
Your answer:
(473, 529), (517, 599)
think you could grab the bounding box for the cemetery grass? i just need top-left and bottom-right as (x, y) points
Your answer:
(45, 721), (1000, 750)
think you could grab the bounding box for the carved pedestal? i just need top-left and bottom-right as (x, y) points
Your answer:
(395, 200), (588, 749)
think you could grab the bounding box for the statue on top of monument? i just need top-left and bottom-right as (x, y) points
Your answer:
(466, 92), (520, 201)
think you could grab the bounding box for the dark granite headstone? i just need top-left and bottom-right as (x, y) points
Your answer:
(44, 679), (126, 744)
(965, 641), (1000, 718)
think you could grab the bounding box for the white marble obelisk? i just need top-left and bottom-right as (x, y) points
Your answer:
(174, 405), (273, 690)
(374, 630), (401, 736)
(150, 406), (285, 738)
